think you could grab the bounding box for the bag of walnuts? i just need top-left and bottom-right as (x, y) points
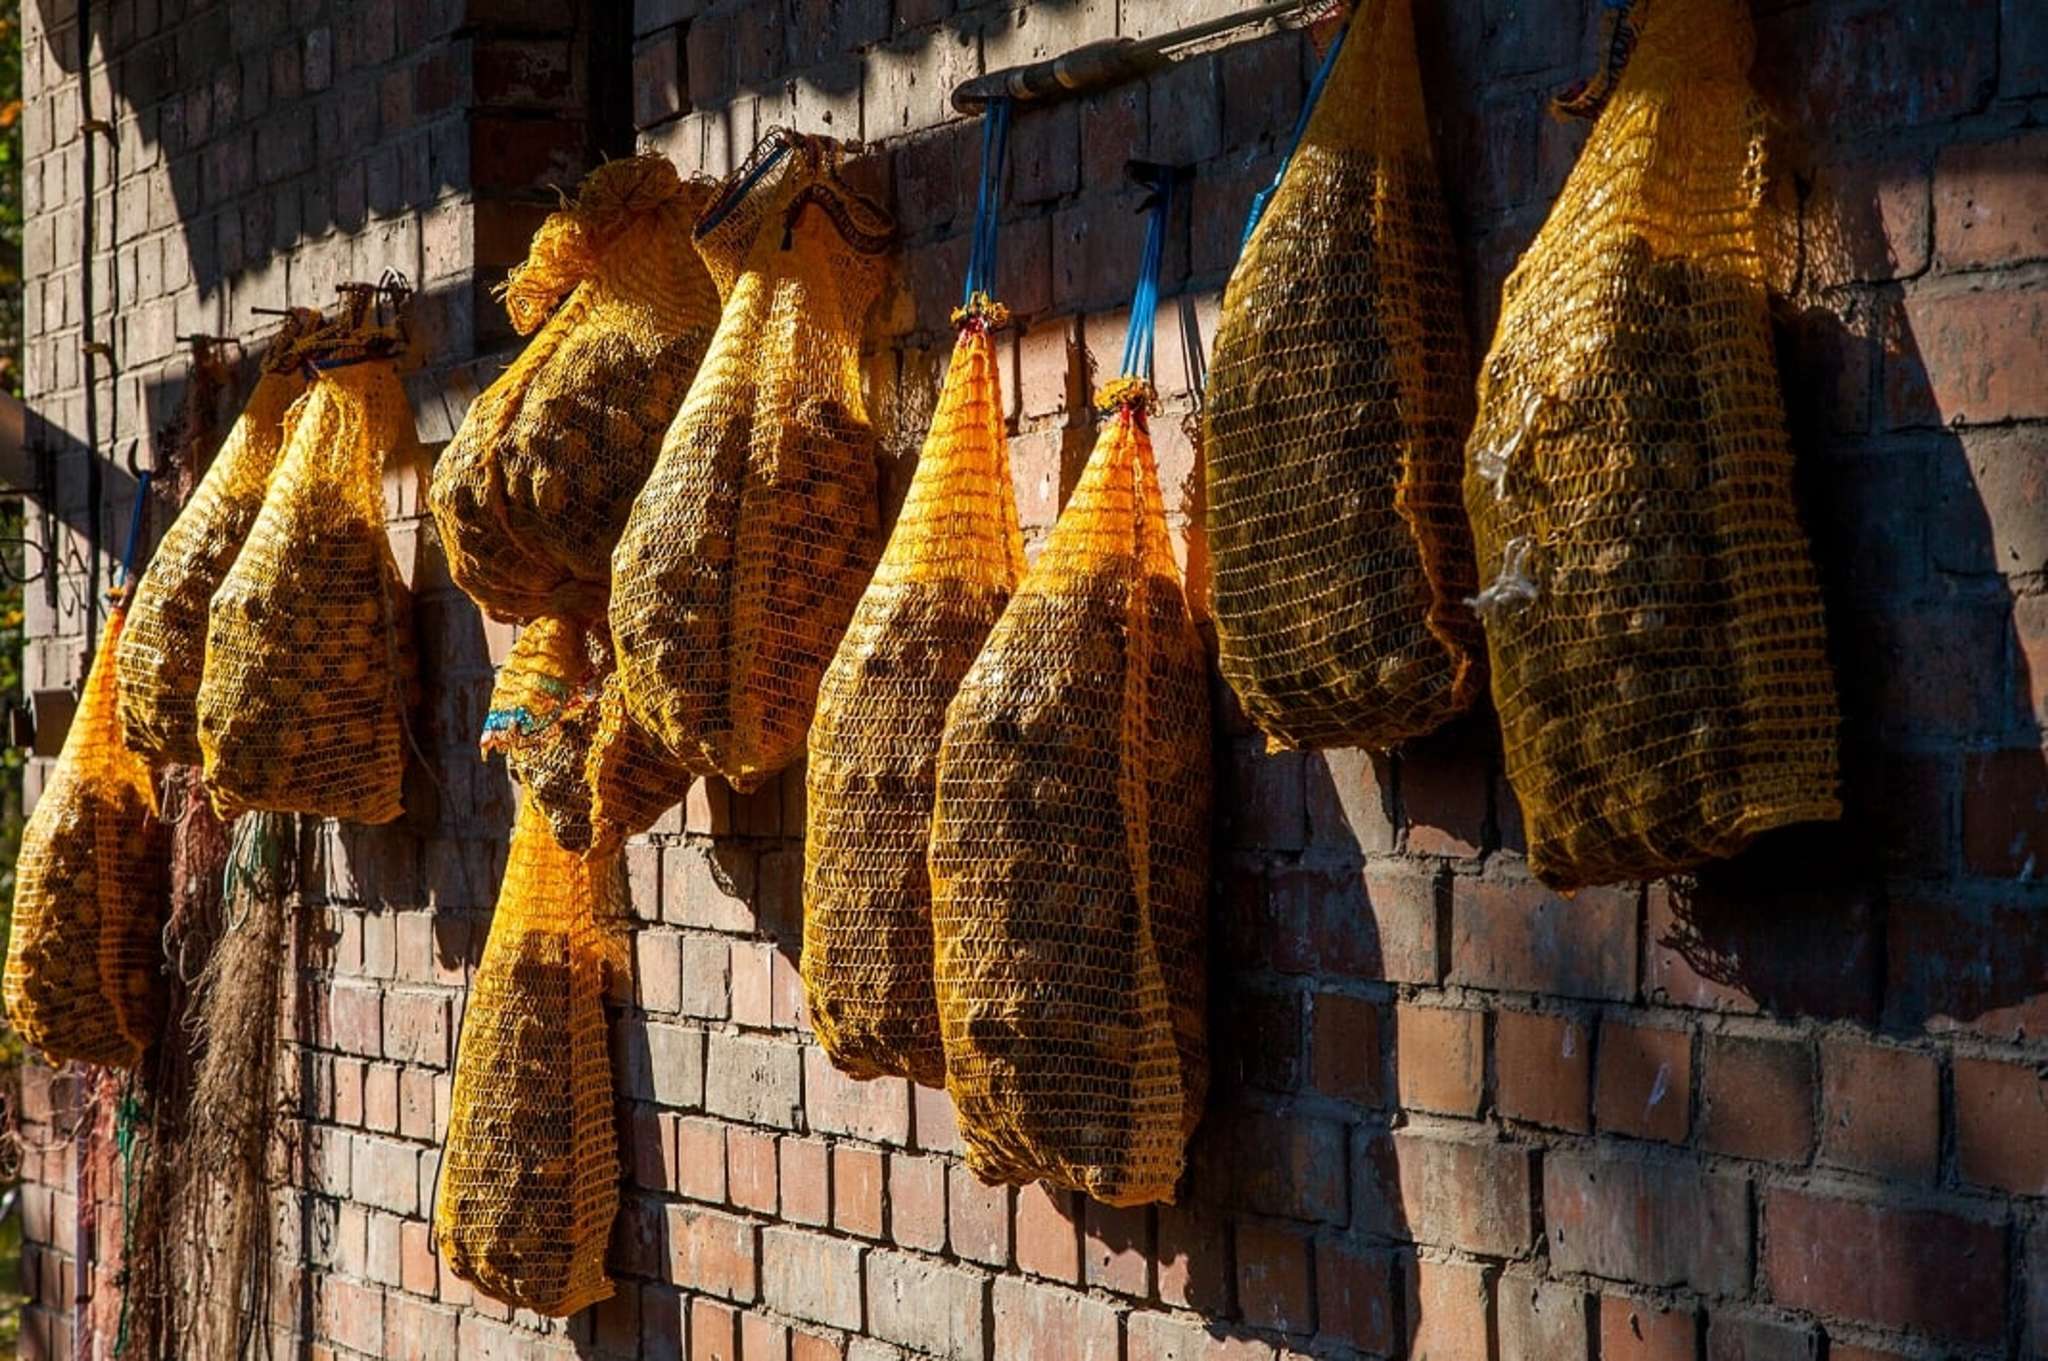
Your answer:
(483, 615), (692, 856)
(805, 294), (1026, 1087)
(4, 607), (171, 1068)
(1205, 0), (1481, 753)
(117, 310), (324, 767)
(929, 177), (1209, 1205)
(436, 794), (625, 1316)
(1462, 0), (1840, 891)
(611, 129), (893, 793)
(429, 154), (721, 626)
(197, 326), (420, 824)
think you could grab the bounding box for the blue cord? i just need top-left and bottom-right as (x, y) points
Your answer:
(696, 135), (795, 240)
(112, 469), (150, 594)
(1119, 170), (1175, 382)
(963, 98), (1013, 306)
(1240, 14), (1354, 249)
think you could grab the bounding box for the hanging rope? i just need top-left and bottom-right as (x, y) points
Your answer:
(958, 97), (1014, 323)
(111, 465), (152, 602)
(1240, 12), (1355, 248)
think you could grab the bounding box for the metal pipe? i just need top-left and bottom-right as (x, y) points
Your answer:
(952, 0), (1313, 112)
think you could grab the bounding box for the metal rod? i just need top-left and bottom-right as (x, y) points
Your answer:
(952, 0), (1313, 112)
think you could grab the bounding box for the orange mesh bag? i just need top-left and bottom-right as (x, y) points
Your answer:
(611, 129), (893, 792)
(117, 311), (323, 767)
(483, 615), (692, 855)
(436, 794), (624, 1316)
(1462, 0), (1840, 891)
(4, 608), (171, 1067)
(1205, 0), (1481, 753)
(805, 105), (1027, 1088)
(197, 322), (420, 824)
(430, 155), (720, 625)
(928, 179), (1209, 1206)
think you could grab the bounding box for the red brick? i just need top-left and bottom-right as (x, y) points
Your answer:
(1963, 746), (2048, 878)
(1700, 1035), (1814, 1163)
(1361, 1130), (1534, 1258)
(1235, 1221), (1313, 1334)
(1828, 1348), (1911, 1361)
(913, 1081), (963, 1154)
(831, 1145), (884, 1240)
(740, 1312), (787, 1361)
(398, 1068), (435, 1141)
(949, 1165), (1011, 1267)
(1127, 1312), (1278, 1361)
(1893, 284), (2048, 426)
(385, 1293), (456, 1361)
(1450, 877), (1637, 1001)
(1594, 1020), (1692, 1144)
(731, 940), (775, 1028)
(1803, 149), (1932, 285)
(887, 1153), (946, 1252)
(1765, 1189), (2005, 1343)
(1599, 1297), (1695, 1361)
(2029, 1220), (2048, 1355)
(1157, 1201), (1230, 1314)
(1544, 1152), (1749, 1294)
(352, 1135), (419, 1214)
(780, 1138), (831, 1227)
(1497, 1275), (1589, 1361)
(760, 1227), (865, 1332)
(1082, 1198), (1149, 1297)
(1496, 1010), (1590, 1132)
(399, 1218), (436, 1297)
(1229, 987), (1304, 1092)
(1399, 722), (1490, 857)
(1705, 1312), (1816, 1361)
(1955, 1055), (2048, 1194)
(1360, 861), (1443, 983)
(1224, 1110), (1347, 1225)
(632, 30), (682, 129)
(991, 1277), (1118, 1361)
(729, 1127), (778, 1213)
(330, 981), (382, 1057)
(382, 990), (450, 1067)
(1316, 1240), (1395, 1354)
(1407, 1257), (1491, 1359)
(1934, 130), (2048, 269)
(692, 1298), (738, 1361)
(1756, 0), (1996, 134)
(1394, 1004), (1482, 1116)
(678, 1116), (727, 1202)
(1310, 991), (1385, 1107)
(668, 1204), (758, 1302)
(791, 1334), (843, 1361)
(1014, 1182), (1080, 1283)
(804, 1048), (911, 1145)
(1819, 1037), (1938, 1180)
(333, 1057), (365, 1126)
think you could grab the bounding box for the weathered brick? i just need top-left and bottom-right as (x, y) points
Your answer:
(667, 1204), (758, 1302)
(681, 934), (732, 1018)
(1963, 744), (2048, 879)
(1705, 1312), (1817, 1361)
(1497, 1275), (1589, 1361)
(949, 1165), (1011, 1267)
(1395, 1004), (1483, 1116)
(1450, 877), (1636, 1001)
(741, 1312), (789, 1361)
(1082, 1199), (1149, 1298)
(1225, 1110), (1347, 1225)
(805, 1048), (911, 1145)
(991, 1277), (1115, 1361)
(1316, 1240), (1396, 1354)
(1310, 991), (1385, 1107)
(781, 1138), (831, 1227)
(1593, 1019), (1691, 1145)
(618, 1022), (707, 1107)
(1235, 1220), (1313, 1334)
(1014, 1183), (1080, 1282)
(832, 1145), (885, 1240)
(868, 1250), (986, 1361)
(1600, 1297), (1695, 1361)
(1407, 1257), (1491, 1359)
(1764, 1188), (2005, 1344)
(351, 1135), (418, 1215)
(1359, 1130), (1534, 1258)
(1955, 1055), (2048, 1195)
(692, 1297), (737, 1361)
(1933, 128), (2048, 269)
(1544, 1152), (1748, 1294)
(1495, 1010), (1590, 1132)
(886, 1152), (945, 1252)
(730, 1127), (779, 1214)
(1818, 1037), (1938, 1181)
(1757, 0), (1996, 134)
(1893, 283), (2048, 426)
(761, 1227), (865, 1331)
(1126, 1312), (1277, 1361)
(704, 1034), (802, 1129)
(1700, 1034), (1814, 1163)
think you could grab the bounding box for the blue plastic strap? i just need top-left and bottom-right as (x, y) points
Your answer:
(696, 135), (794, 240)
(1240, 13), (1354, 249)
(963, 98), (1013, 305)
(113, 469), (151, 593)
(1119, 172), (1175, 382)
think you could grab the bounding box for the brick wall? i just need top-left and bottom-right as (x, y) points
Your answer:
(14, 1), (2048, 1359)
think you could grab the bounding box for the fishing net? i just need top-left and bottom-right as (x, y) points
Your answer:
(483, 615), (692, 855)
(430, 155), (721, 626)
(1204, 0), (1481, 753)
(118, 314), (323, 767)
(4, 607), (170, 1068)
(197, 332), (420, 824)
(1462, 0), (1840, 891)
(611, 129), (893, 793)
(437, 794), (624, 1317)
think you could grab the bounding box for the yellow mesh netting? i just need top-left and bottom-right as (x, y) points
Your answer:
(805, 307), (1026, 1088)
(197, 340), (420, 824)
(1205, 0), (1481, 753)
(611, 130), (893, 793)
(484, 615), (692, 856)
(1462, 0), (1840, 891)
(429, 155), (721, 626)
(437, 794), (624, 1316)
(4, 608), (170, 1068)
(117, 312), (323, 767)
(929, 389), (1210, 1207)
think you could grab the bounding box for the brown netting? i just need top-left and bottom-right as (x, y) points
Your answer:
(429, 155), (720, 626)
(1204, 0), (1482, 753)
(611, 129), (893, 793)
(117, 313), (322, 767)
(437, 794), (624, 1317)
(483, 615), (692, 855)
(1462, 0), (1840, 891)
(197, 334), (420, 824)
(928, 388), (1210, 1207)
(4, 607), (170, 1068)
(804, 306), (1026, 1088)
